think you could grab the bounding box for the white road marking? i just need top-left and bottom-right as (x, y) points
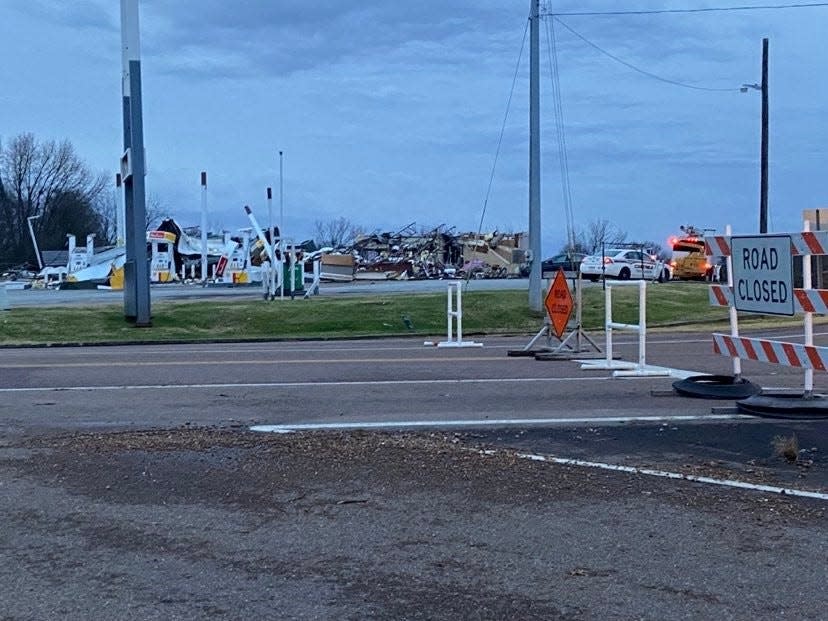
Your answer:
(250, 414), (750, 433)
(0, 356), (526, 369)
(0, 375), (618, 393)
(2, 331), (825, 356)
(510, 451), (828, 501)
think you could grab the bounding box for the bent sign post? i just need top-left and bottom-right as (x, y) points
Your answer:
(730, 235), (793, 316)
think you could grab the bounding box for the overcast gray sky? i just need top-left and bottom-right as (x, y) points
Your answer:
(2, 1), (826, 253)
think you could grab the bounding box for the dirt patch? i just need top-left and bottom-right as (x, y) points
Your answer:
(7, 428), (826, 524)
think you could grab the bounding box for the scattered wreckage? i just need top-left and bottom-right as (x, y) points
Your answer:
(315, 226), (529, 282)
(4, 217), (529, 291)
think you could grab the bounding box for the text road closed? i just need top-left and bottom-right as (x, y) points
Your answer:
(731, 235), (794, 316)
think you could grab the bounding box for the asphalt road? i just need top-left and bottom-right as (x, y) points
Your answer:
(0, 330), (824, 430)
(1, 331), (826, 619)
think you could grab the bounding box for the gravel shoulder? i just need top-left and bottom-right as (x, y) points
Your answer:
(1, 429), (825, 620)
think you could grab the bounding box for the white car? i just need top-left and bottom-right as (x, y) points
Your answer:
(580, 248), (670, 282)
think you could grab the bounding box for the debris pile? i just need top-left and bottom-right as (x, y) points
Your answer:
(315, 225), (529, 282)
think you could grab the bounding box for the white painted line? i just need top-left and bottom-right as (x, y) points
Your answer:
(250, 414), (751, 433)
(0, 355), (512, 369)
(509, 451), (828, 502)
(0, 375), (615, 393)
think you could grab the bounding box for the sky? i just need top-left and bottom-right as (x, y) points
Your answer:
(1, 0), (827, 256)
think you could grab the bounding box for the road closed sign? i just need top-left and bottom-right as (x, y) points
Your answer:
(731, 235), (794, 316)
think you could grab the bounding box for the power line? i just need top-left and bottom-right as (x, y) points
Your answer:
(552, 17), (742, 92)
(542, 2), (828, 17)
(471, 19), (529, 286)
(544, 17), (576, 250)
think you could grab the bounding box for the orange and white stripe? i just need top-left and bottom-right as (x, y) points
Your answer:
(789, 231), (828, 256)
(709, 284), (828, 315)
(705, 231), (828, 257)
(704, 235), (731, 257)
(712, 333), (828, 371)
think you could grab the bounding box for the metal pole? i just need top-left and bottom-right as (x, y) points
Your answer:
(575, 272), (582, 352)
(803, 220), (814, 397)
(638, 280), (646, 369)
(528, 0), (542, 312)
(725, 224), (741, 379)
(201, 171), (208, 284)
(456, 284), (463, 343)
(267, 187), (275, 299)
(26, 216), (43, 271)
(120, 0), (150, 326)
(446, 284), (453, 343)
(267, 187), (274, 249)
(605, 284), (613, 366)
(279, 151), (284, 237)
(760, 37), (769, 233)
(115, 173), (125, 247)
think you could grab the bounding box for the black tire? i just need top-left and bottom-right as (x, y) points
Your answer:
(618, 267), (631, 280)
(588, 276), (599, 283)
(672, 374), (761, 400)
(657, 268), (669, 283)
(736, 393), (828, 419)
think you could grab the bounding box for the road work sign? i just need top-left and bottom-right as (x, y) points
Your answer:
(731, 235), (794, 316)
(544, 269), (574, 338)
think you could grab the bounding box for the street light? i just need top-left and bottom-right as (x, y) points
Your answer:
(26, 214), (43, 271)
(741, 38), (769, 234)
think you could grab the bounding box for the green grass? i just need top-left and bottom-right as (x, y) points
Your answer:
(0, 282), (809, 345)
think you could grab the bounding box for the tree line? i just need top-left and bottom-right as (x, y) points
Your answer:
(0, 133), (115, 268)
(564, 218), (666, 259)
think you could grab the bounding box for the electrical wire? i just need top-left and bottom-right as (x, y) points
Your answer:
(552, 17), (742, 92)
(544, 17), (576, 251)
(468, 18), (529, 287)
(543, 2), (828, 17)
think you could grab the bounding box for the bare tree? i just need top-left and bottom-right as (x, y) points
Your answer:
(0, 133), (107, 264)
(576, 219), (628, 254)
(314, 216), (362, 248)
(97, 188), (169, 245)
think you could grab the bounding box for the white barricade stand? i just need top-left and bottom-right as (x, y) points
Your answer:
(706, 221), (828, 406)
(425, 282), (482, 348)
(579, 280), (670, 377)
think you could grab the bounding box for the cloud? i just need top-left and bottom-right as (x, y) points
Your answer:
(9, 0), (116, 32)
(139, 1), (520, 79)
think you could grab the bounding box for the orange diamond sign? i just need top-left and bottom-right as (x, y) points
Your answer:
(544, 269), (574, 339)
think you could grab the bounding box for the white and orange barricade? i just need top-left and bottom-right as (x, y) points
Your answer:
(706, 222), (828, 396)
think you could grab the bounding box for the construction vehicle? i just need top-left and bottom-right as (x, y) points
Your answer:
(668, 225), (719, 281)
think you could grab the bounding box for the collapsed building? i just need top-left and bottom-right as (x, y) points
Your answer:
(16, 217), (528, 289)
(315, 225), (529, 282)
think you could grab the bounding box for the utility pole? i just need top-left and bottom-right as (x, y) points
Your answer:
(201, 171), (208, 284)
(528, 0), (542, 312)
(759, 37), (769, 234)
(279, 151), (284, 237)
(120, 0), (151, 326)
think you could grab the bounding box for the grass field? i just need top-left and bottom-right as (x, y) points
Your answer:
(0, 282), (807, 345)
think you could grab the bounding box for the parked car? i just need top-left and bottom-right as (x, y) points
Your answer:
(541, 252), (586, 277)
(580, 248), (670, 282)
